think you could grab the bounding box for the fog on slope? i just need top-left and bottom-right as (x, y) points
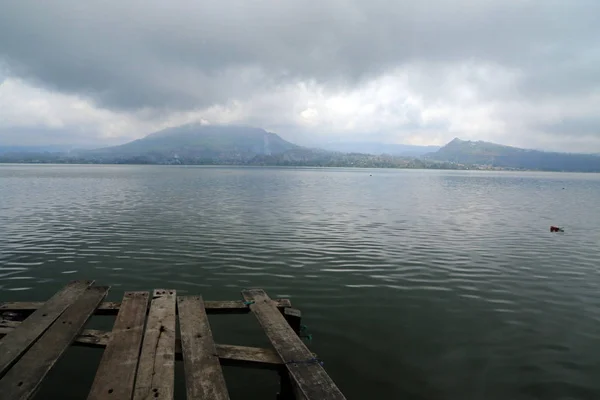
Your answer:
(317, 142), (440, 156)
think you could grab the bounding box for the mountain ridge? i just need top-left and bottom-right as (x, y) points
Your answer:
(426, 138), (600, 171)
(2, 126), (600, 172)
(83, 124), (299, 163)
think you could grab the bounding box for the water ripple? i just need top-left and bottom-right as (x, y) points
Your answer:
(2, 166), (600, 399)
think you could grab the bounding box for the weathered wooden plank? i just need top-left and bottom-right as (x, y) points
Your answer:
(0, 323), (286, 370)
(0, 280), (93, 377)
(133, 289), (176, 400)
(283, 308), (302, 335)
(242, 289), (346, 400)
(74, 328), (112, 348)
(278, 309), (302, 400)
(0, 319), (21, 331)
(178, 296), (230, 400)
(0, 298), (292, 316)
(215, 344), (282, 369)
(278, 308), (302, 400)
(87, 292), (149, 400)
(205, 299), (292, 314)
(0, 285), (109, 400)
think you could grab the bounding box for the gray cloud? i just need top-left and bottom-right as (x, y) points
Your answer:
(1, 0), (599, 151)
(540, 116), (600, 136)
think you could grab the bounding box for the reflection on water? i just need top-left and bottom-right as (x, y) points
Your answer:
(2, 165), (600, 399)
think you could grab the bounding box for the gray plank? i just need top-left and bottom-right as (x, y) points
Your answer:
(283, 308), (302, 335)
(178, 296), (230, 400)
(0, 285), (109, 400)
(0, 298), (292, 316)
(0, 280), (93, 376)
(215, 344), (282, 370)
(87, 292), (149, 400)
(204, 299), (292, 314)
(133, 289), (176, 400)
(0, 323), (284, 370)
(242, 289), (346, 400)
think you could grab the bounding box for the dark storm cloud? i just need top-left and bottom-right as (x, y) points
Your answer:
(1, 0), (599, 112)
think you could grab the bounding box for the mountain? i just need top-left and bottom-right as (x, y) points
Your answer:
(0, 124), (460, 169)
(427, 138), (600, 172)
(4, 127), (600, 172)
(317, 142), (440, 156)
(82, 124), (299, 163)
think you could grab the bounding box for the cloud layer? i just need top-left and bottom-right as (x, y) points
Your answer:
(1, 0), (599, 151)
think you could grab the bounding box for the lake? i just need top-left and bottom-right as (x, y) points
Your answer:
(2, 165), (600, 399)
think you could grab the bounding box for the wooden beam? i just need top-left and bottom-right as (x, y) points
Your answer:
(0, 280), (93, 377)
(0, 323), (284, 370)
(215, 344), (282, 369)
(87, 292), (149, 400)
(0, 286), (109, 400)
(178, 296), (230, 400)
(242, 289), (346, 400)
(0, 299), (292, 317)
(283, 308), (302, 336)
(133, 289), (176, 400)
(279, 308), (302, 399)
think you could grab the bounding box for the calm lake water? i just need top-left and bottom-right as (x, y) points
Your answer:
(2, 165), (600, 399)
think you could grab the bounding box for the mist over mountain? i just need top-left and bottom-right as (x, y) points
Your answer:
(317, 142), (440, 156)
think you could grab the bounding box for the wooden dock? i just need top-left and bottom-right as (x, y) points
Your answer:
(0, 280), (346, 400)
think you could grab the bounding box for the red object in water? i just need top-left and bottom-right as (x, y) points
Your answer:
(550, 226), (561, 232)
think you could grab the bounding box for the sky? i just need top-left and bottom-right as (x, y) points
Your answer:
(1, 0), (599, 152)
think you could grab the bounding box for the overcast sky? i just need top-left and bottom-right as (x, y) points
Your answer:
(1, 0), (599, 151)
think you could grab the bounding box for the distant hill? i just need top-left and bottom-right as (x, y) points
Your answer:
(4, 127), (600, 172)
(82, 124), (299, 163)
(0, 124), (461, 169)
(318, 142), (439, 156)
(427, 138), (600, 172)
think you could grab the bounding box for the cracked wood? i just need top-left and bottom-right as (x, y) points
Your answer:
(0, 280), (93, 377)
(133, 289), (176, 400)
(0, 285), (109, 400)
(88, 291), (149, 400)
(178, 296), (230, 400)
